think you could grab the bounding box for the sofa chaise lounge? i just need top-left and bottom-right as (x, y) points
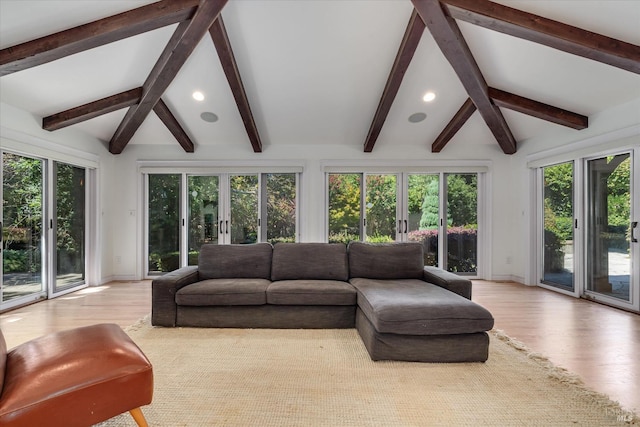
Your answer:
(152, 242), (494, 362)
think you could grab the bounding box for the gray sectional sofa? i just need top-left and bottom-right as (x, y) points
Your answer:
(152, 241), (494, 362)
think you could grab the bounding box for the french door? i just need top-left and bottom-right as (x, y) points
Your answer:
(146, 172), (297, 275)
(538, 148), (639, 312)
(1, 152), (89, 310)
(327, 172), (480, 275)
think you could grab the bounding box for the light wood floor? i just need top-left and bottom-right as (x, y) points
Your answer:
(1, 280), (638, 413)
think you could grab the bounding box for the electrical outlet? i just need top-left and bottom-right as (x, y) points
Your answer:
(506, 256), (512, 265)
(115, 256), (122, 264)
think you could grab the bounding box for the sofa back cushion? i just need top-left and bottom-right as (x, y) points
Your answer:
(271, 243), (349, 281)
(199, 243), (273, 280)
(348, 242), (424, 279)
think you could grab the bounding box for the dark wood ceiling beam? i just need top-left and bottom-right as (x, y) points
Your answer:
(42, 88), (142, 131)
(0, 0), (200, 77)
(432, 98), (476, 152)
(441, 0), (640, 74)
(153, 99), (195, 152)
(363, 10), (425, 153)
(109, 0), (229, 154)
(412, 0), (516, 154)
(209, 17), (262, 153)
(488, 87), (588, 130)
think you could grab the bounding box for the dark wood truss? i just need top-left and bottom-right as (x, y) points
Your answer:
(2, 0), (639, 154)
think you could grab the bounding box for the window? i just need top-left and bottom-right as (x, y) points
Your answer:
(146, 172), (299, 275)
(326, 171), (481, 274)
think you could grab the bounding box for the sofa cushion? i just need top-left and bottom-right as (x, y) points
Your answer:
(267, 280), (356, 305)
(350, 278), (494, 335)
(348, 242), (424, 280)
(175, 279), (271, 306)
(423, 266), (472, 300)
(198, 243), (272, 280)
(271, 243), (349, 281)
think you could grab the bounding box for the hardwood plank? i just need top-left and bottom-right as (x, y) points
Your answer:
(472, 281), (640, 413)
(209, 17), (262, 153)
(442, 0), (640, 74)
(109, 0), (228, 154)
(1, 279), (638, 413)
(412, 0), (517, 154)
(0, 281), (151, 349)
(363, 9), (425, 153)
(153, 98), (195, 152)
(42, 88), (142, 131)
(432, 97), (476, 152)
(0, 0), (199, 76)
(489, 87), (588, 130)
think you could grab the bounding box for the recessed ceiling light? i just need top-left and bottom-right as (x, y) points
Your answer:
(408, 112), (427, 123)
(192, 91), (205, 101)
(200, 112), (218, 123)
(422, 91), (436, 102)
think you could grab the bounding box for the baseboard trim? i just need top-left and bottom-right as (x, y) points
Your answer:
(490, 274), (525, 285)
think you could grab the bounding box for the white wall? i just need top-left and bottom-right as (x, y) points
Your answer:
(2, 98), (639, 284)
(109, 135), (512, 280)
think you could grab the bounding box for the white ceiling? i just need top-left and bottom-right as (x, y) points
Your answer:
(1, 0), (639, 154)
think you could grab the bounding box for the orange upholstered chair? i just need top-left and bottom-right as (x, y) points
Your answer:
(0, 324), (153, 427)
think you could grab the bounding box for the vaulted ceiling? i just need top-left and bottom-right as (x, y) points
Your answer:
(1, 0), (639, 155)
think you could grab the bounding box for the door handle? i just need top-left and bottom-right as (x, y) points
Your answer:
(632, 221), (638, 243)
(219, 220), (224, 234)
(225, 220), (229, 234)
(404, 219), (408, 234)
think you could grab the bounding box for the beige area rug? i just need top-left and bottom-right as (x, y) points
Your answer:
(98, 317), (638, 427)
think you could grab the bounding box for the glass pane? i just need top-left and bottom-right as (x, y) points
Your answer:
(542, 162), (574, 291)
(148, 174), (181, 273)
(407, 174), (439, 267)
(265, 173), (296, 244)
(54, 163), (86, 291)
(188, 176), (219, 265)
(2, 153), (45, 302)
(587, 154), (631, 301)
(230, 175), (258, 244)
(328, 173), (361, 244)
(365, 174), (396, 243)
(446, 174), (477, 273)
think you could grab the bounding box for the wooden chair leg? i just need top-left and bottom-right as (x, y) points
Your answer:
(129, 407), (149, 427)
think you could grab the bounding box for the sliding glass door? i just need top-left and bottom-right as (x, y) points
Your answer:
(541, 162), (575, 292)
(147, 172), (298, 275)
(188, 175), (219, 265)
(148, 174), (181, 273)
(229, 175), (259, 244)
(445, 174), (478, 274)
(586, 153), (632, 302)
(1, 153), (90, 308)
(537, 148), (638, 311)
(1, 153), (45, 305)
(52, 162), (86, 294)
(326, 171), (481, 275)
(407, 174), (439, 267)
